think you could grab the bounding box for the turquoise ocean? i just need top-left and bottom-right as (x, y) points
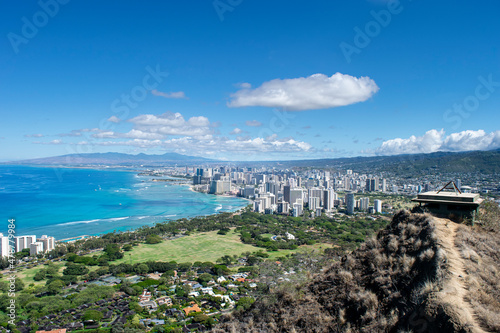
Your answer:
(0, 165), (249, 240)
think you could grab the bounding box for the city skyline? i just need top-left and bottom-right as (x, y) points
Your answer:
(2, 1), (500, 161)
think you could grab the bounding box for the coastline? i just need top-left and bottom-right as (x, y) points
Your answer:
(1, 166), (249, 241)
(186, 183), (253, 203)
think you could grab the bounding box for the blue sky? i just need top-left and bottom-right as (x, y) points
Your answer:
(1, 0), (500, 161)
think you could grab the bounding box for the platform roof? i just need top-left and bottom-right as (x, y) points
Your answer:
(412, 191), (483, 206)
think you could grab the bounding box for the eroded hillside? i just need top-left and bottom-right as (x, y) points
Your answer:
(214, 210), (500, 333)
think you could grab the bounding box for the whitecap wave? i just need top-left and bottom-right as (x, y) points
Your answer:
(57, 216), (130, 226)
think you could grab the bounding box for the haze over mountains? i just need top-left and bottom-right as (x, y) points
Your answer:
(6, 152), (214, 166)
(6, 148), (500, 174)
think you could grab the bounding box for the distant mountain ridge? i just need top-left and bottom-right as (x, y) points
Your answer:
(6, 152), (215, 166)
(270, 148), (500, 175)
(5, 148), (500, 173)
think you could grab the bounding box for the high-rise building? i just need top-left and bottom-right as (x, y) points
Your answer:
(0, 233), (10, 258)
(382, 179), (387, 192)
(366, 178), (379, 192)
(309, 188), (324, 205)
(254, 174), (266, 184)
(37, 235), (55, 253)
(283, 185), (291, 203)
(278, 201), (290, 214)
(345, 192), (355, 215)
(30, 242), (44, 256)
(323, 189), (334, 211)
(289, 189), (304, 205)
(359, 197), (370, 211)
(210, 180), (230, 194)
(374, 199), (383, 213)
(309, 196), (320, 210)
(243, 186), (255, 198)
(14, 235), (36, 253)
(293, 202), (303, 217)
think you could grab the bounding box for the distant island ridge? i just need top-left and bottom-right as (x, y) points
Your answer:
(4, 148), (500, 174)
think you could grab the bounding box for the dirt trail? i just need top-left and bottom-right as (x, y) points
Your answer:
(433, 218), (488, 333)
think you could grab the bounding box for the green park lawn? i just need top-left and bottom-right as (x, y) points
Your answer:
(115, 229), (261, 264)
(15, 260), (102, 287)
(115, 229), (333, 264)
(16, 261), (66, 286)
(8, 231), (333, 286)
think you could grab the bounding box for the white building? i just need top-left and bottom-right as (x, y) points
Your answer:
(309, 196), (320, 210)
(30, 242), (44, 256)
(359, 197), (370, 211)
(37, 235), (55, 253)
(14, 235), (37, 253)
(374, 199), (383, 213)
(293, 202), (303, 217)
(0, 233), (11, 258)
(289, 189), (304, 205)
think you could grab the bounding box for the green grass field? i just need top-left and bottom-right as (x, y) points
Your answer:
(16, 261), (66, 286)
(114, 229), (262, 264)
(15, 260), (103, 287)
(9, 231), (333, 286)
(114, 230), (333, 264)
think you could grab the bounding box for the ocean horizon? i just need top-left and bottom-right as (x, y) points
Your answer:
(0, 165), (249, 240)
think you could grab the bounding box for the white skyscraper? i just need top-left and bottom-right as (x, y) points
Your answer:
(309, 196), (320, 210)
(0, 233), (11, 258)
(30, 242), (44, 256)
(14, 235), (36, 253)
(37, 235), (55, 253)
(359, 197), (370, 211)
(374, 199), (383, 213)
(289, 189), (304, 205)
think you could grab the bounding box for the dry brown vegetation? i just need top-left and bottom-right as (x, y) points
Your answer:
(214, 208), (500, 333)
(455, 221), (500, 332)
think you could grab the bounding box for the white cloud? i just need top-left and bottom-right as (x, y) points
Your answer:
(92, 130), (164, 140)
(245, 120), (262, 127)
(48, 111), (314, 159)
(107, 116), (121, 123)
(84, 135), (312, 155)
(34, 139), (64, 145)
(59, 128), (103, 137)
(24, 134), (44, 138)
(237, 82), (252, 89)
(230, 128), (243, 135)
(151, 89), (187, 99)
(228, 73), (379, 111)
(441, 130), (500, 152)
(129, 112), (212, 137)
(376, 129), (500, 155)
